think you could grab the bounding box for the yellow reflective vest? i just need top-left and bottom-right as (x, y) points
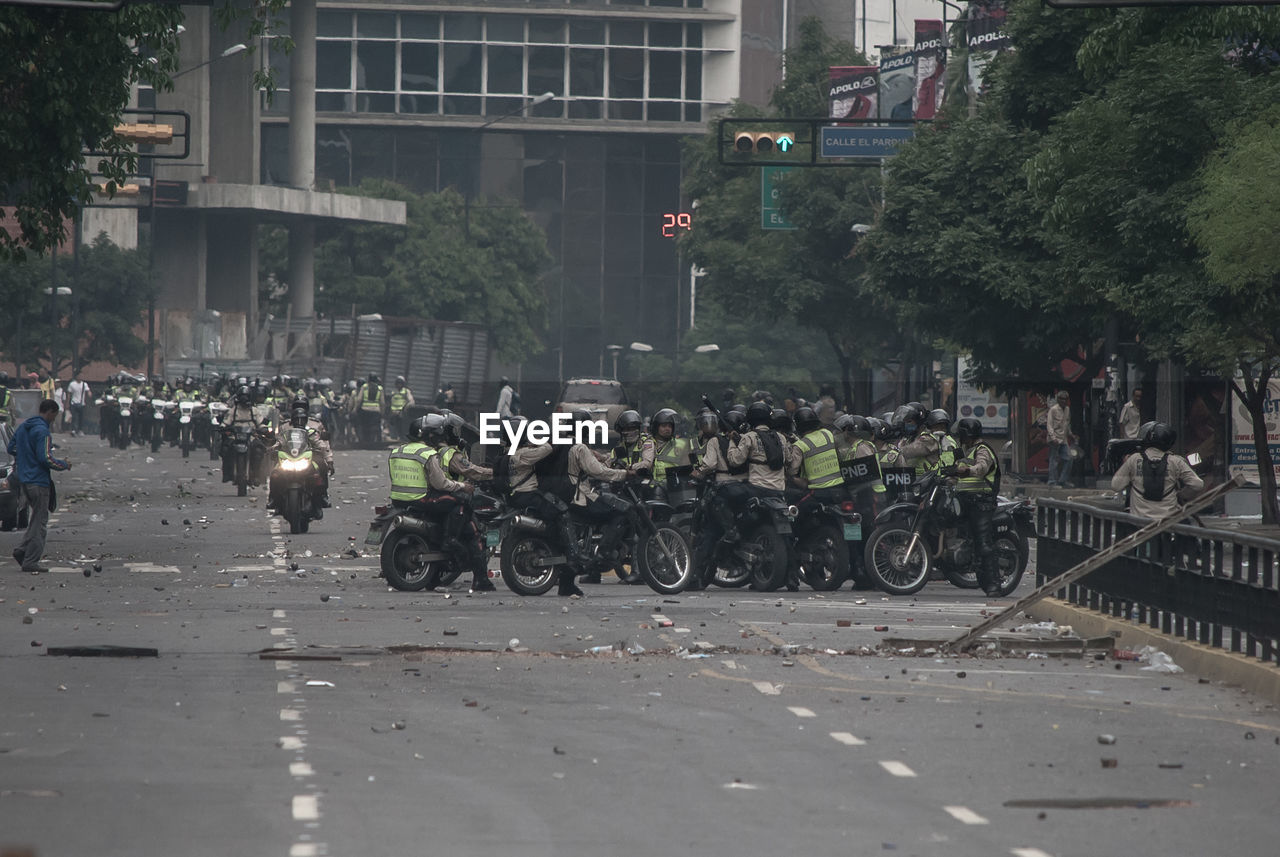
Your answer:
(795, 428), (843, 490)
(388, 441), (436, 502)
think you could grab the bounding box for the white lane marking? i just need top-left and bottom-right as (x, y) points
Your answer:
(290, 762), (314, 777)
(292, 795), (319, 820)
(787, 706), (816, 718)
(278, 736), (304, 751)
(273, 609), (287, 619)
(723, 782), (759, 790)
(944, 806), (989, 825)
(830, 731), (866, 746)
(753, 681), (782, 696)
(879, 760), (917, 778)
(270, 628), (290, 636)
(278, 682), (297, 694)
(1011, 850), (1055, 857)
(274, 661), (295, 671)
(125, 563), (181, 573)
(280, 709), (302, 721)
(289, 845), (318, 857)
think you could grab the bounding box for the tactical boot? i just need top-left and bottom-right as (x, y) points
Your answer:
(557, 569), (584, 597)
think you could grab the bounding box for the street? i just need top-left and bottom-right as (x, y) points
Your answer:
(2, 434), (1278, 857)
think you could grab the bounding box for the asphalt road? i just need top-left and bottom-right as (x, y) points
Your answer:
(2, 434), (1278, 857)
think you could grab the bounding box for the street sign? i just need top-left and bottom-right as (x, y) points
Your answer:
(761, 166), (796, 231)
(819, 125), (915, 159)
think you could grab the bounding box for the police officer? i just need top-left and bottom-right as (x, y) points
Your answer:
(723, 400), (792, 536)
(791, 406), (844, 503)
(952, 417), (1004, 597)
(357, 373), (385, 446)
(649, 408), (691, 493)
(387, 375), (414, 440)
(223, 385), (267, 483)
(504, 418), (585, 596)
(0, 371), (15, 424)
(926, 408), (958, 469)
(1110, 421), (1203, 519)
(894, 402), (940, 476)
(564, 408), (634, 590)
(835, 413), (885, 515)
(690, 409), (749, 589)
(609, 409), (654, 473)
(269, 399), (332, 518)
(439, 412), (493, 483)
(389, 414), (491, 592)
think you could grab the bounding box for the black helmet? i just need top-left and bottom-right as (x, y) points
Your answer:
(745, 401), (772, 429)
(368, 373), (379, 384)
(954, 417), (983, 441)
(696, 408), (719, 433)
(771, 407), (793, 433)
(651, 408), (678, 433)
(793, 406), (820, 435)
(615, 409), (642, 435)
(867, 416), (895, 443)
(926, 409), (951, 431)
(892, 403), (927, 436)
(408, 413), (448, 444)
(1142, 421), (1176, 452)
(730, 403), (747, 416)
(723, 410), (746, 433)
(235, 385), (252, 405)
(835, 414), (872, 439)
(395, 375), (406, 386)
(290, 405), (309, 428)
(570, 407), (594, 427)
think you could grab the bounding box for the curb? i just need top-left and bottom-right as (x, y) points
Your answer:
(1025, 598), (1280, 707)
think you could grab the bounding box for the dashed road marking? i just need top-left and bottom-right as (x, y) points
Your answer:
(273, 609), (287, 619)
(753, 681), (782, 696)
(292, 795), (319, 820)
(290, 762), (314, 777)
(723, 782), (759, 790)
(289, 845), (318, 857)
(944, 806), (989, 825)
(1011, 849), (1055, 857)
(787, 706), (816, 718)
(278, 682), (297, 694)
(270, 627), (290, 636)
(279, 736), (305, 751)
(829, 731), (866, 746)
(879, 760), (917, 778)
(280, 708), (302, 721)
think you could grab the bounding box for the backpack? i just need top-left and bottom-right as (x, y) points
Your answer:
(1140, 452), (1169, 502)
(491, 453), (514, 496)
(534, 444), (574, 503)
(757, 430), (785, 471)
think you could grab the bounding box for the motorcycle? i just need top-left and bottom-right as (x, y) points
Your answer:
(500, 480), (693, 596)
(223, 424), (259, 497)
(271, 426), (321, 534)
(367, 488), (510, 591)
(177, 400), (201, 458)
(148, 398), (173, 453)
(862, 469), (1029, 597)
(114, 395), (134, 450)
(206, 402), (228, 460)
(790, 496), (862, 592)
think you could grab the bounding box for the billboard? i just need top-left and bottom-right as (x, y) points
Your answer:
(956, 356), (1009, 435)
(912, 20), (946, 120)
(1229, 378), (1280, 486)
(828, 66), (879, 120)
(879, 51), (916, 121)
(966, 1), (1012, 100)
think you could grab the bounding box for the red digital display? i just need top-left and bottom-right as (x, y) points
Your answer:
(661, 212), (692, 238)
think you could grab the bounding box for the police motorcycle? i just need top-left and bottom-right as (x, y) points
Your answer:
(788, 492), (862, 592)
(114, 393), (135, 449)
(500, 476), (694, 596)
(269, 425), (323, 534)
(206, 401), (228, 460)
(862, 465), (1028, 597)
(147, 396), (174, 453)
(367, 486), (509, 592)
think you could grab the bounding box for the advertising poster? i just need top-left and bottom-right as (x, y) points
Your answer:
(1026, 391), (1050, 475)
(912, 20), (946, 120)
(956, 356), (1009, 435)
(1229, 378), (1280, 486)
(966, 0), (1012, 99)
(828, 66), (879, 120)
(878, 51), (916, 121)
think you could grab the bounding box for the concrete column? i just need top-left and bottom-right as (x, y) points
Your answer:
(287, 0), (317, 354)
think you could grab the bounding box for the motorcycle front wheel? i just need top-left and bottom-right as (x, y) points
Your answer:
(499, 531), (560, 596)
(636, 525), (693, 594)
(797, 524), (850, 592)
(284, 485), (306, 535)
(864, 525), (931, 595)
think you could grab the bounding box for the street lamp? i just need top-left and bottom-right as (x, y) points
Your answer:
(605, 344), (623, 380)
(466, 91), (558, 236)
(42, 286), (72, 377)
(694, 343), (719, 354)
(172, 43), (247, 80)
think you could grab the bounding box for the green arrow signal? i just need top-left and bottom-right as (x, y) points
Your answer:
(776, 134), (794, 152)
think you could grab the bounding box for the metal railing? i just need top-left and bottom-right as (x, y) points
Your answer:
(1036, 498), (1280, 665)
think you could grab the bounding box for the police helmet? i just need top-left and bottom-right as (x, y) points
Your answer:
(651, 408), (678, 434)
(723, 410), (747, 433)
(346, 380), (358, 392)
(745, 401), (773, 429)
(771, 408), (793, 434)
(396, 375), (406, 386)
(409, 413), (448, 445)
(867, 417), (893, 443)
(443, 412), (467, 444)
(696, 408), (719, 433)
(615, 409), (642, 436)
(570, 407), (594, 426)
(290, 406), (310, 428)
(1142, 421), (1176, 452)
(891, 403), (928, 436)
(954, 417), (983, 442)
(368, 373), (379, 384)
(730, 403), (747, 416)
(235, 385), (252, 405)
(835, 414), (872, 440)
(926, 409), (952, 431)
(793, 406), (820, 435)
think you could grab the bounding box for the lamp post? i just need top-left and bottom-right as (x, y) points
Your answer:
(465, 91), (556, 237)
(43, 286), (72, 378)
(171, 43), (246, 80)
(629, 342), (653, 414)
(605, 344), (623, 380)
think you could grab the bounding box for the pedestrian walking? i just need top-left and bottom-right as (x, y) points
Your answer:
(67, 375), (90, 436)
(1045, 390), (1075, 487)
(52, 380), (67, 432)
(1117, 388), (1143, 440)
(7, 399), (70, 573)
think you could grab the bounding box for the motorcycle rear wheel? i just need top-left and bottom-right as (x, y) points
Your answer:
(380, 529), (449, 591)
(797, 524), (850, 592)
(943, 532), (1028, 596)
(865, 525), (931, 595)
(746, 523), (790, 592)
(499, 531), (560, 596)
(637, 525), (693, 594)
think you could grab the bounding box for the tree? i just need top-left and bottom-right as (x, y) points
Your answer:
(260, 180), (552, 364)
(0, 232), (154, 375)
(0, 3), (287, 259)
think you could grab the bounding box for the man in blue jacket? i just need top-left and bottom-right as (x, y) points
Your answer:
(7, 399), (70, 573)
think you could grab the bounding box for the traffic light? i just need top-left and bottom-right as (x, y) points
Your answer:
(113, 123), (174, 144)
(733, 131), (796, 154)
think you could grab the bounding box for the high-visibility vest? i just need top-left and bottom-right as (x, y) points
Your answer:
(388, 442), (436, 502)
(390, 388), (409, 412)
(441, 446), (457, 473)
(840, 438), (885, 494)
(795, 427), (843, 489)
(652, 437), (687, 485)
(613, 435), (652, 468)
(361, 384), (383, 412)
(956, 442), (1000, 494)
(934, 431), (959, 470)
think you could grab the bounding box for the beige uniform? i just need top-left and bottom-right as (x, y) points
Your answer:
(695, 436), (748, 482)
(426, 449), (467, 493)
(508, 444), (555, 495)
(447, 449), (493, 482)
(727, 429), (790, 492)
(897, 430), (940, 470)
(568, 443), (629, 506)
(1111, 448), (1204, 519)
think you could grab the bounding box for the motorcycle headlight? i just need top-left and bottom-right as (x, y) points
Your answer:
(280, 458), (310, 472)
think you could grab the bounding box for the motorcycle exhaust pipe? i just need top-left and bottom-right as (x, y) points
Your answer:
(393, 514), (429, 534)
(786, 505), (799, 518)
(511, 514), (548, 533)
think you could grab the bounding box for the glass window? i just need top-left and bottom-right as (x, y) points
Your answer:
(356, 93), (395, 113)
(401, 13), (439, 40)
(316, 41), (352, 90)
(394, 129), (439, 192)
(609, 21), (644, 46)
(684, 103), (701, 122)
(568, 99), (602, 119)
(528, 46), (565, 98)
(350, 128), (395, 184)
(356, 12), (395, 39)
(488, 45), (524, 93)
(570, 21), (605, 46)
(316, 92), (353, 112)
(647, 102), (680, 122)
(317, 10), (351, 38)
(608, 48), (643, 99)
(685, 51), (701, 100)
(399, 93), (439, 114)
(316, 127), (353, 187)
(523, 159), (564, 213)
(357, 42), (395, 91)
(443, 94), (480, 115)
(687, 25), (702, 47)
(487, 15), (524, 43)
(608, 101), (643, 120)
(529, 18), (565, 44)
(648, 51), (681, 99)
(570, 49), (603, 97)
(444, 13), (482, 41)
(649, 22), (682, 47)
(266, 43), (290, 90)
(401, 43), (438, 91)
(444, 43), (482, 92)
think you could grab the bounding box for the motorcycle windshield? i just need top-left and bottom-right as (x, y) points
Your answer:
(287, 428), (308, 456)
